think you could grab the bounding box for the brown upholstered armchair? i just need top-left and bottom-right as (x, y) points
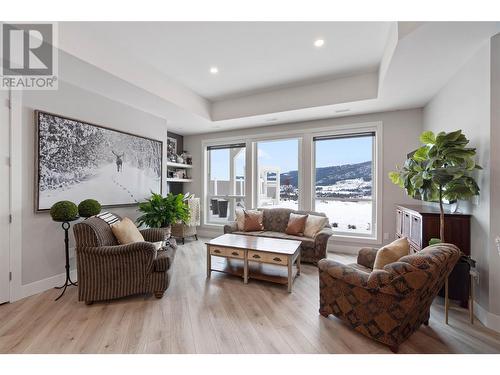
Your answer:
(318, 243), (461, 352)
(73, 216), (175, 304)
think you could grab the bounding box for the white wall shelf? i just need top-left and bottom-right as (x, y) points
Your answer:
(166, 178), (193, 183)
(167, 162), (193, 169)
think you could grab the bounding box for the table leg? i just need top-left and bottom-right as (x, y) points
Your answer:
(244, 252), (248, 284)
(297, 252), (301, 276)
(444, 277), (449, 325)
(287, 258), (293, 293)
(206, 246), (211, 278)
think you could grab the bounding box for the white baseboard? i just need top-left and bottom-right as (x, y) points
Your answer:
(474, 301), (500, 333)
(18, 269), (78, 301)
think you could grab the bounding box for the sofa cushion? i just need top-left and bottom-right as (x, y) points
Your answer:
(373, 237), (410, 270)
(285, 213), (308, 236)
(243, 210), (264, 231)
(110, 217), (145, 245)
(304, 215), (329, 238)
(261, 208), (292, 232)
(235, 208), (245, 231)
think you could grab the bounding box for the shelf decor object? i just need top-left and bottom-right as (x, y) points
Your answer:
(50, 200), (80, 301)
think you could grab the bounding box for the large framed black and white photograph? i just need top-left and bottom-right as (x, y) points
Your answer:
(35, 111), (162, 211)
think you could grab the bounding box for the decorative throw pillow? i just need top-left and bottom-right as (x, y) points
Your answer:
(243, 210), (264, 232)
(304, 215), (329, 238)
(285, 213), (308, 236)
(373, 237), (410, 270)
(235, 208), (245, 231)
(111, 217), (145, 245)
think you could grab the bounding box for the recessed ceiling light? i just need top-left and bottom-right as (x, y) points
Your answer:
(314, 39), (325, 48)
(210, 66), (219, 74)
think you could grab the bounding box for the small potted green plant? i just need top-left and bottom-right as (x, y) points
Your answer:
(136, 193), (190, 231)
(78, 199), (102, 218)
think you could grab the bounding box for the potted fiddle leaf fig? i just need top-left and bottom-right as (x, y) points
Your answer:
(136, 192), (190, 229)
(389, 129), (481, 243)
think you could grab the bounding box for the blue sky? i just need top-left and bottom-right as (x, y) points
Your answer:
(209, 137), (372, 180)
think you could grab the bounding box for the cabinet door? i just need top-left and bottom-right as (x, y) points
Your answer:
(403, 211), (411, 238)
(410, 215), (422, 248)
(396, 209), (403, 236)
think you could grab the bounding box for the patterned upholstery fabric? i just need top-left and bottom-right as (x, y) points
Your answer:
(73, 215), (175, 303)
(262, 208), (293, 232)
(318, 243), (461, 351)
(357, 247), (378, 269)
(224, 208), (333, 265)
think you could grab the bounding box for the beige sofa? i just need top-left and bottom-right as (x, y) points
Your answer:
(224, 208), (333, 265)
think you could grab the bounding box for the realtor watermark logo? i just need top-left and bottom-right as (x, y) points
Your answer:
(1, 22), (58, 90)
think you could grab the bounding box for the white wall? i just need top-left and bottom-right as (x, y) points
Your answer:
(423, 41), (491, 309)
(489, 34), (500, 318)
(184, 108), (422, 251)
(9, 51), (169, 300)
(423, 36), (500, 330)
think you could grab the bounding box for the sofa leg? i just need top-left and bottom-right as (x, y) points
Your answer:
(194, 234), (198, 241)
(154, 291), (164, 299)
(423, 319), (429, 326)
(85, 301), (93, 305)
(182, 238), (185, 245)
(389, 345), (399, 354)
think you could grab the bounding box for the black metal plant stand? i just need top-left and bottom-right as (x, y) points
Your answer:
(54, 221), (78, 301)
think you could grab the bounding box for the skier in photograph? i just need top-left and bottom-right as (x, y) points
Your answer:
(112, 150), (124, 172)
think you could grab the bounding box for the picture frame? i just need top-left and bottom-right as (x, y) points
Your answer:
(35, 110), (163, 212)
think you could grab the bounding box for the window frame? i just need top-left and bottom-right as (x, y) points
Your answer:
(253, 136), (303, 211)
(201, 121), (382, 245)
(202, 139), (248, 227)
(310, 124), (382, 243)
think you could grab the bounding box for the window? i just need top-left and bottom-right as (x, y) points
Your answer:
(313, 132), (376, 238)
(206, 143), (246, 224)
(256, 138), (300, 209)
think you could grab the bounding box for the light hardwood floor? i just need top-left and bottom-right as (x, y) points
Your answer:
(1, 239), (500, 354)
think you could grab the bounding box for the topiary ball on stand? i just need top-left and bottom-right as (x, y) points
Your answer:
(78, 199), (102, 218)
(50, 200), (79, 222)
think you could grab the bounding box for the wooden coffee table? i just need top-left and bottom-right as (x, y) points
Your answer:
(206, 233), (301, 292)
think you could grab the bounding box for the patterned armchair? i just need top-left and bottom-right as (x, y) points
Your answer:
(318, 243), (461, 352)
(73, 215), (176, 304)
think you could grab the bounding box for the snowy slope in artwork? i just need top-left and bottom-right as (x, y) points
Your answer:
(40, 163), (160, 209)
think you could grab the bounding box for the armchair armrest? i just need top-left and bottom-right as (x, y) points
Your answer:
(79, 241), (156, 256)
(357, 247), (378, 269)
(318, 258), (370, 288)
(314, 227), (333, 242)
(140, 227), (171, 242)
(77, 242), (157, 275)
(153, 246), (176, 272)
(319, 258), (427, 297)
(224, 222), (238, 234)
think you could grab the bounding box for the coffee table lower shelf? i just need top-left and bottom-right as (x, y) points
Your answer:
(209, 257), (300, 291)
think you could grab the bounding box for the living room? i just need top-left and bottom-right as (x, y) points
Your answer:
(1, 0), (500, 372)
